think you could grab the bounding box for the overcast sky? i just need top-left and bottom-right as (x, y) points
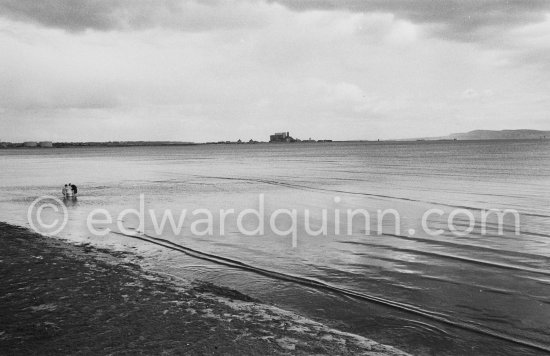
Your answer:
(0, 0), (549, 142)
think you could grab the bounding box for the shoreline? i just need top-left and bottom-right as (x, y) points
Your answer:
(0, 222), (409, 355)
(1, 137), (549, 150)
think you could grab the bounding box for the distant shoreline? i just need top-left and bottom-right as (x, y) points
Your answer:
(0, 141), (198, 149)
(1, 136), (548, 149)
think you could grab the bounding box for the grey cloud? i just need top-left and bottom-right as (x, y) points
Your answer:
(0, 0), (262, 32)
(270, 0), (550, 41)
(0, 0), (126, 31)
(2, 0), (548, 39)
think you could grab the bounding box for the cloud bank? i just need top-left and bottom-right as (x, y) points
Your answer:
(271, 0), (550, 41)
(0, 0), (270, 32)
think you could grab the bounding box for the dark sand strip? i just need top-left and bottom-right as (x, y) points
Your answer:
(0, 222), (408, 355)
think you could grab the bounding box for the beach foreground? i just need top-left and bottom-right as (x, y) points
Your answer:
(0, 222), (408, 355)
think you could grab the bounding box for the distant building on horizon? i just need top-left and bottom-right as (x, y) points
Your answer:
(270, 131), (295, 143)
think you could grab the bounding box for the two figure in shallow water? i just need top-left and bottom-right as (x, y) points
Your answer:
(62, 183), (77, 198)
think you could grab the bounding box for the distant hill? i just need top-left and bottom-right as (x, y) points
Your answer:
(408, 129), (550, 141)
(447, 130), (549, 140)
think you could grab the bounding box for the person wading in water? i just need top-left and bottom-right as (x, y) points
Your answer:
(70, 183), (78, 196)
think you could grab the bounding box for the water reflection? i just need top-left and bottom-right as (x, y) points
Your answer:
(63, 196), (78, 207)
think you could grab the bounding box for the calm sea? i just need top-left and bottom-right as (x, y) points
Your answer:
(0, 140), (549, 355)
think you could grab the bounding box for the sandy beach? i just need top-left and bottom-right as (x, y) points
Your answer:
(0, 222), (409, 355)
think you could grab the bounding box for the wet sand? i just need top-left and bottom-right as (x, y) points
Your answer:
(0, 222), (408, 355)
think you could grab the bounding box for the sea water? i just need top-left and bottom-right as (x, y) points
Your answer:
(0, 140), (549, 355)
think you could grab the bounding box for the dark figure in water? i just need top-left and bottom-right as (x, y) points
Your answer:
(62, 183), (77, 206)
